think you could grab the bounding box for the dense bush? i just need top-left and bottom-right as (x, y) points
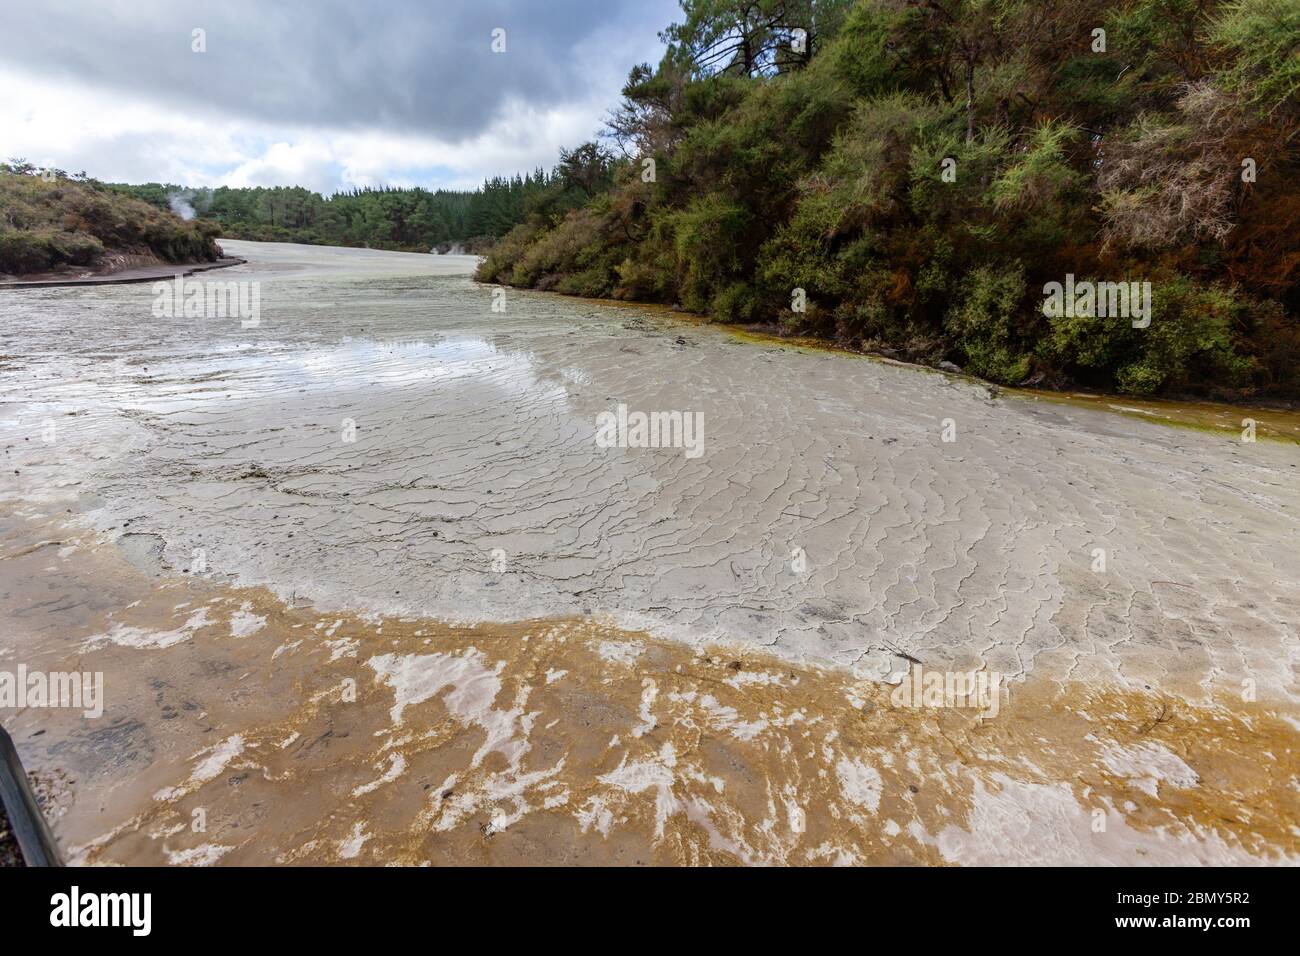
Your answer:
(0, 167), (219, 274)
(478, 0), (1300, 399)
(944, 265), (1032, 385)
(1042, 277), (1257, 395)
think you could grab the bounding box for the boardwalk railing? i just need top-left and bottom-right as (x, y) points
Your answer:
(0, 725), (63, 866)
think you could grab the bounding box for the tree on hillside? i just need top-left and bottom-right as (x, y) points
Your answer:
(605, 62), (690, 156)
(661, 0), (851, 77)
(557, 143), (615, 199)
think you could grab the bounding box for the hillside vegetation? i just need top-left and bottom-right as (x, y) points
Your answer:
(478, 0), (1300, 399)
(0, 164), (221, 276)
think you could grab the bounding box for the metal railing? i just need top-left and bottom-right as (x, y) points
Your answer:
(0, 724), (63, 866)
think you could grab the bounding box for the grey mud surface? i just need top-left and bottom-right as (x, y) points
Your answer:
(5, 240), (1296, 693)
(1, 240), (1296, 865)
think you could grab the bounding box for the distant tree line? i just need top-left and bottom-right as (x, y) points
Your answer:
(107, 155), (615, 252)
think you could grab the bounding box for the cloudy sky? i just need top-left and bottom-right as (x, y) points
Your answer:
(0, 0), (678, 193)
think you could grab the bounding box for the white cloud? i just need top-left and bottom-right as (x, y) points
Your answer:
(1, 70), (625, 193)
(0, 0), (676, 193)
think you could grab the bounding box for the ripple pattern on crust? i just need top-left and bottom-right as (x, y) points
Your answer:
(1, 247), (1297, 703)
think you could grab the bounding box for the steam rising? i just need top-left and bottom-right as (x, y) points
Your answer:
(167, 191), (196, 220)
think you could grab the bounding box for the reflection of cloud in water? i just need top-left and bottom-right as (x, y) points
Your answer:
(33, 335), (563, 417)
(295, 336), (537, 392)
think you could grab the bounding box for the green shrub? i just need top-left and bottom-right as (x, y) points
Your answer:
(943, 265), (1032, 384)
(1042, 276), (1255, 395)
(48, 230), (105, 265)
(711, 282), (761, 323)
(669, 195), (751, 313)
(0, 230), (57, 273)
(0, 229), (106, 272)
(1209, 0), (1300, 119)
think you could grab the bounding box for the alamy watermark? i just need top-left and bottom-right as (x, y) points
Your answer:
(595, 403), (704, 459)
(889, 665), (1003, 718)
(0, 665), (103, 718)
(1042, 274), (1151, 328)
(50, 886), (150, 936)
(152, 276), (261, 328)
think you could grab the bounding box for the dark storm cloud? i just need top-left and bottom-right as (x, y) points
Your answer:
(0, 0), (674, 139)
